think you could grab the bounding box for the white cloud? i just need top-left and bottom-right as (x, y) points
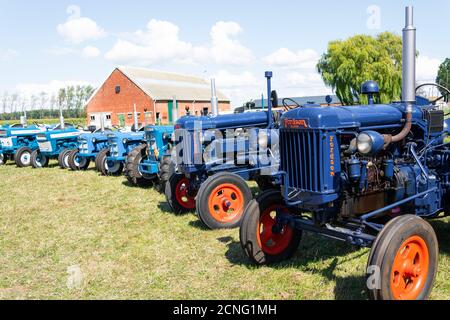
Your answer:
(43, 46), (76, 56)
(16, 80), (90, 97)
(105, 19), (208, 66)
(417, 55), (441, 82)
(82, 46), (101, 58)
(210, 22), (254, 65)
(105, 20), (253, 67)
(214, 70), (260, 88)
(57, 15), (105, 44)
(0, 49), (18, 61)
(263, 48), (320, 69)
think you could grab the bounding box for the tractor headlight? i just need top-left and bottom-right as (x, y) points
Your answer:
(122, 138), (128, 145)
(92, 138), (97, 143)
(357, 131), (384, 155)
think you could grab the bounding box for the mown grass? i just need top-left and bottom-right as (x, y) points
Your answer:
(0, 118), (86, 127)
(0, 162), (448, 300)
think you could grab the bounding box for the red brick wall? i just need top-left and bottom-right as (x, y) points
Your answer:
(86, 68), (231, 126)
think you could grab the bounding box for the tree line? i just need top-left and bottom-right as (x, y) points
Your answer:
(0, 85), (95, 121)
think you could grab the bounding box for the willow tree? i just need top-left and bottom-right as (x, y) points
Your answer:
(317, 32), (403, 105)
(436, 58), (450, 100)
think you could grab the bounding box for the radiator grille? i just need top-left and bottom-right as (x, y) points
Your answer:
(280, 129), (324, 193)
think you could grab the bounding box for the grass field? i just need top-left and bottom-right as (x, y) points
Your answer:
(0, 162), (448, 300)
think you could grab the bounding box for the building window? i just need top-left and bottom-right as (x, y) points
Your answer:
(115, 86), (121, 94)
(106, 115), (111, 120)
(203, 107), (209, 116)
(90, 116), (95, 121)
(127, 113), (133, 120)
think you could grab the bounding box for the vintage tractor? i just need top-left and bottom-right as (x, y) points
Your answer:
(125, 125), (174, 190)
(166, 76), (282, 229)
(0, 118), (46, 167)
(239, 7), (449, 300)
(67, 130), (112, 171)
(30, 116), (82, 169)
(96, 130), (146, 176)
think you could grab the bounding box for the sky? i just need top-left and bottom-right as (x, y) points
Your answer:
(0, 0), (449, 107)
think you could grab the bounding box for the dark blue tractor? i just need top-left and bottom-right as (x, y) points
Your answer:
(124, 125), (174, 190)
(0, 124), (46, 167)
(95, 130), (146, 176)
(165, 73), (283, 229)
(240, 7), (449, 300)
(67, 129), (112, 171)
(30, 123), (82, 169)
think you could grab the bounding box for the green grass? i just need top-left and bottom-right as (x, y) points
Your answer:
(0, 118), (86, 127)
(0, 163), (448, 300)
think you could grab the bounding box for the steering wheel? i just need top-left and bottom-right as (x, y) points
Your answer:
(416, 83), (450, 105)
(282, 98), (301, 111)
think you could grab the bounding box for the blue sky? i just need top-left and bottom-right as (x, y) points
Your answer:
(0, 0), (449, 106)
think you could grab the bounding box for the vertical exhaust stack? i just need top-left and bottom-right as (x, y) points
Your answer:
(402, 6), (416, 110)
(21, 109), (27, 127)
(172, 96), (178, 123)
(100, 113), (105, 132)
(265, 71), (273, 129)
(211, 79), (219, 117)
(384, 6), (416, 146)
(133, 103), (139, 131)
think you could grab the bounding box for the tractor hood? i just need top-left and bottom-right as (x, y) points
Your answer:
(281, 103), (424, 130)
(176, 111), (271, 131)
(37, 128), (81, 141)
(0, 125), (44, 137)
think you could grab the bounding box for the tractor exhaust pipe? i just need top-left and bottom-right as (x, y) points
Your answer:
(133, 103), (139, 132)
(211, 79), (219, 117)
(21, 109), (27, 127)
(172, 96), (178, 123)
(265, 71), (273, 129)
(384, 6), (415, 146)
(100, 113), (105, 132)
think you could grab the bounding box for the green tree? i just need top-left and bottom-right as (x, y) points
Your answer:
(436, 58), (450, 101)
(317, 32), (403, 105)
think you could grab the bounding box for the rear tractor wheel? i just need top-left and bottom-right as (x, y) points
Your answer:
(165, 174), (197, 214)
(30, 150), (49, 168)
(240, 189), (303, 265)
(196, 172), (252, 229)
(15, 147), (33, 167)
(366, 215), (438, 300)
(68, 150), (90, 171)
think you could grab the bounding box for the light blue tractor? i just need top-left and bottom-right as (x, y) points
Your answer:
(67, 129), (112, 171)
(0, 118), (47, 167)
(30, 116), (82, 169)
(124, 125), (174, 189)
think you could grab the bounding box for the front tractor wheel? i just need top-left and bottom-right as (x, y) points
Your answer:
(125, 144), (154, 187)
(0, 153), (6, 165)
(155, 156), (175, 193)
(240, 190), (302, 265)
(68, 150), (90, 171)
(366, 215), (438, 300)
(196, 173), (252, 229)
(96, 149), (123, 176)
(165, 174), (197, 214)
(58, 149), (72, 169)
(30, 150), (49, 168)
(15, 147), (33, 167)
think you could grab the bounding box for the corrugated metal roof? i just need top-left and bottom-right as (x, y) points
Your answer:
(118, 66), (230, 102)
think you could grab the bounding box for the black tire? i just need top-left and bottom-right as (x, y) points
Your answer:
(366, 215), (438, 300)
(95, 149), (109, 173)
(240, 189), (302, 265)
(58, 149), (72, 169)
(196, 172), (252, 230)
(155, 156), (175, 193)
(165, 174), (197, 214)
(68, 149), (90, 171)
(15, 146), (33, 167)
(0, 153), (6, 166)
(125, 144), (154, 187)
(30, 150), (49, 168)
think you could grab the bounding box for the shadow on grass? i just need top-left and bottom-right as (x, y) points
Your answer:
(188, 219), (211, 231)
(222, 232), (368, 300)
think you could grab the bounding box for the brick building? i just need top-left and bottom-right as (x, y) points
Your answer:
(85, 67), (230, 128)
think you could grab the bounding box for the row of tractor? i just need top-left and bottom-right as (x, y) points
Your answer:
(1, 6), (448, 300)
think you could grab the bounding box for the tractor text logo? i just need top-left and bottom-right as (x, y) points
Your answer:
(284, 119), (308, 129)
